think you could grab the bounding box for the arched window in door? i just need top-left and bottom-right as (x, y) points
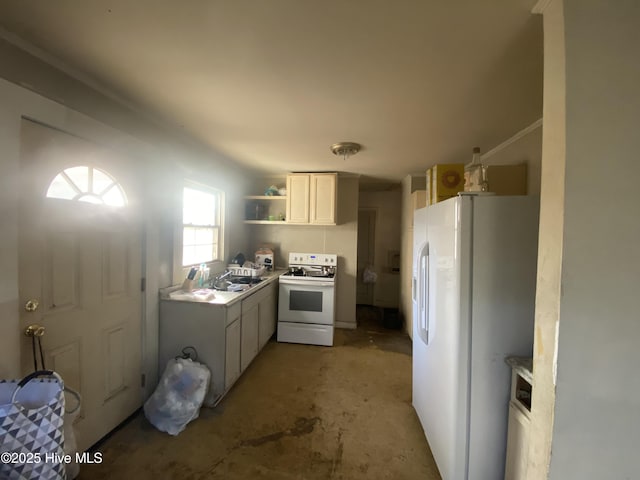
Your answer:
(46, 166), (128, 207)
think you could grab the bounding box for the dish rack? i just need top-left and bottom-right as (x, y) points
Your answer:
(227, 264), (265, 278)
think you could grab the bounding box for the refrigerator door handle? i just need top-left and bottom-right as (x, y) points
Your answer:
(412, 273), (417, 303)
(419, 243), (430, 345)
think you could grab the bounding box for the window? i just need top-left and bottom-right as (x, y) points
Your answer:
(46, 166), (127, 206)
(182, 185), (223, 266)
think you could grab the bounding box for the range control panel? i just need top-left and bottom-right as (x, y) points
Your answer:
(289, 253), (337, 266)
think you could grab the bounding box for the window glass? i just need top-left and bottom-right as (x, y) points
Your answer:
(93, 168), (114, 194)
(46, 166), (127, 207)
(47, 174), (77, 200)
(182, 186), (223, 266)
(195, 227), (214, 244)
(64, 166), (89, 193)
(102, 185), (127, 207)
(183, 188), (217, 225)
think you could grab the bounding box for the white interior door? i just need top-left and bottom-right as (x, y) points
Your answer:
(18, 119), (143, 452)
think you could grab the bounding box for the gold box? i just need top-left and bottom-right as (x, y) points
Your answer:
(431, 164), (464, 203)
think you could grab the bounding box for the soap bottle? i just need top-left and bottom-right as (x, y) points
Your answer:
(197, 263), (206, 288)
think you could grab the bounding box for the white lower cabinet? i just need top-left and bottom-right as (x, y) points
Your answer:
(241, 281), (276, 371)
(240, 302), (259, 372)
(258, 288), (276, 349)
(224, 318), (241, 390)
(159, 279), (278, 406)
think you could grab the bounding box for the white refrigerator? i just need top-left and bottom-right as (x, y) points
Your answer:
(412, 194), (539, 480)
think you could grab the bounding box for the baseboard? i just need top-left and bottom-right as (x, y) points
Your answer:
(335, 321), (357, 330)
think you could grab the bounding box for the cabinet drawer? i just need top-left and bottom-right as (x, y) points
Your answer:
(241, 282), (274, 311)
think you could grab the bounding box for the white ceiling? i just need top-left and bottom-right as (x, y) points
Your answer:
(0, 0), (543, 186)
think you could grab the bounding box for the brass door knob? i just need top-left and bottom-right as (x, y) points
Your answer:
(24, 324), (46, 337)
(24, 299), (40, 312)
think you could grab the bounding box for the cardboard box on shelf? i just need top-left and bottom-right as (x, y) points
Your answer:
(486, 164), (527, 195)
(425, 168), (432, 206)
(431, 164), (464, 204)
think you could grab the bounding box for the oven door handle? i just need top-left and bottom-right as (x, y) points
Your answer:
(279, 278), (334, 287)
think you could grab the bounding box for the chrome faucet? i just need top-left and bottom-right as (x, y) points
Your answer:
(215, 270), (232, 281)
(211, 270), (232, 290)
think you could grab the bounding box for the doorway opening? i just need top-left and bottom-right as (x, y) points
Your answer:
(356, 208), (376, 306)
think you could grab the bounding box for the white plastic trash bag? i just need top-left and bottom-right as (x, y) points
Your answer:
(143, 357), (210, 436)
(363, 265), (378, 284)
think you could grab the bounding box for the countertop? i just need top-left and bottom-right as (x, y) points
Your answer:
(159, 269), (286, 307)
(505, 356), (533, 385)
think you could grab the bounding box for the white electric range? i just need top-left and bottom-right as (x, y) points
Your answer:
(277, 253), (337, 346)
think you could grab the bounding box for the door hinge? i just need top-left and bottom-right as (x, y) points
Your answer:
(141, 373), (146, 388)
(140, 277), (146, 292)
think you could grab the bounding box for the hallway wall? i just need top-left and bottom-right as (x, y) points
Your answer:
(547, 2), (640, 478)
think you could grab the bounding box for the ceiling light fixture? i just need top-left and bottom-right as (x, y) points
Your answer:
(331, 142), (361, 161)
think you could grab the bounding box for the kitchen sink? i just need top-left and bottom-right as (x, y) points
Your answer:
(211, 276), (264, 291)
(230, 276), (263, 285)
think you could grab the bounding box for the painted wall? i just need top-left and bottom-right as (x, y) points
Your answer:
(0, 82), (22, 379)
(546, 1), (640, 478)
(481, 120), (542, 195)
(399, 176), (412, 337)
(0, 41), (251, 393)
(248, 176), (359, 328)
(358, 190), (402, 308)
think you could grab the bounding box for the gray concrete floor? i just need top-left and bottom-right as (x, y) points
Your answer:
(79, 306), (441, 479)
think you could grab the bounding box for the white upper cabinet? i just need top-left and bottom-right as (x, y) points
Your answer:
(310, 173), (337, 224)
(286, 174), (310, 223)
(286, 173), (337, 225)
